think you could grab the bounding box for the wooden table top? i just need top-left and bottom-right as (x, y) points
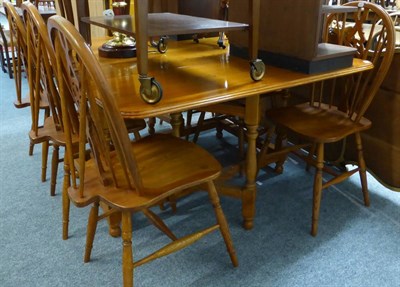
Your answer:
(93, 37), (373, 119)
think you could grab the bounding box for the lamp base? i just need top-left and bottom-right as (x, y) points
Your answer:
(98, 44), (136, 58)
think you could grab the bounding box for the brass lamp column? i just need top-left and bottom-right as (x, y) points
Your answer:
(98, 0), (136, 58)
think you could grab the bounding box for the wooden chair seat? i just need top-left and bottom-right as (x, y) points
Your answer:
(29, 115), (79, 145)
(28, 116), (55, 143)
(13, 94), (49, 109)
(265, 102), (371, 143)
(69, 134), (221, 209)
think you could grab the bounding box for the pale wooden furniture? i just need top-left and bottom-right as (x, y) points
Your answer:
(343, 44), (400, 191)
(83, 34), (373, 230)
(22, 3), (143, 241)
(326, 14), (400, 190)
(21, 2), (69, 196)
(3, 1), (51, 169)
(260, 2), (395, 236)
(2, 2), (49, 109)
(3, 2), (30, 108)
(28, 0), (145, 240)
(48, 15), (238, 287)
(0, 23), (12, 78)
(24, 2), (143, 239)
(360, 11), (399, 190)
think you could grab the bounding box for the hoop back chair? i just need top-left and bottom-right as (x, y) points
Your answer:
(3, 1), (30, 108)
(3, 1), (53, 173)
(21, 2), (76, 199)
(21, 2), (145, 241)
(47, 15), (237, 286)
(262, 1), (395, 236)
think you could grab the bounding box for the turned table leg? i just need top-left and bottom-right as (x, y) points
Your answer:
(242, 95), (260, 230)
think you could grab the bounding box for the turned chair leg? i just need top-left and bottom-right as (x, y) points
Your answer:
(84, 202), (100, 263)
(206, 181), (238, 267)
(133, 131), (141, 140)
(256, 125), (275, 172)
(355, 133), (370, 207)
(50, 145), (60, 196)
(41, 141), (49, 182)
(4, 46), (13, 79)
(62, 162), (71, 240)
(29, 142), (34, 156)
(216, 116), (224, 139)
(192, 111), (206, 143)
(185, 110), (194, 141)
(121, 211), (134, 287)
(238, 118), (245, 160)
(168, 195), (178, 213)
(274, 125), (287, 174)
(311, 143), (324, 237)
(306, 143), (316, 172)
(0, 45), (6, 73)
(147, 117), (156, 135)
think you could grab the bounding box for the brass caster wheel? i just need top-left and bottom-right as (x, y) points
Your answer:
(140, 79), (163, 104)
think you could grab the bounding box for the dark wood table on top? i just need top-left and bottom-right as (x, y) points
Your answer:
(89, 36), (373, 230)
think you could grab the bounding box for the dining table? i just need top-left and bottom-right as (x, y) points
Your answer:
(89, 35), (373, 230)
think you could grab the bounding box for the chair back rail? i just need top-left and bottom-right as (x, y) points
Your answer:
(3, 1), (27, 106)
(55, 0), (75, 24)
(47, 15), (142, 196)
(22, 2), (61, 135)
(55, 0), (91, 44)
(322, 1), (395, 122)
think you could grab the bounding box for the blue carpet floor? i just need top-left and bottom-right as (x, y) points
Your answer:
(0, 43), (399, 286)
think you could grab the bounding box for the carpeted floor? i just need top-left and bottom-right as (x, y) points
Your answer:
(0, 32), (399, 286)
